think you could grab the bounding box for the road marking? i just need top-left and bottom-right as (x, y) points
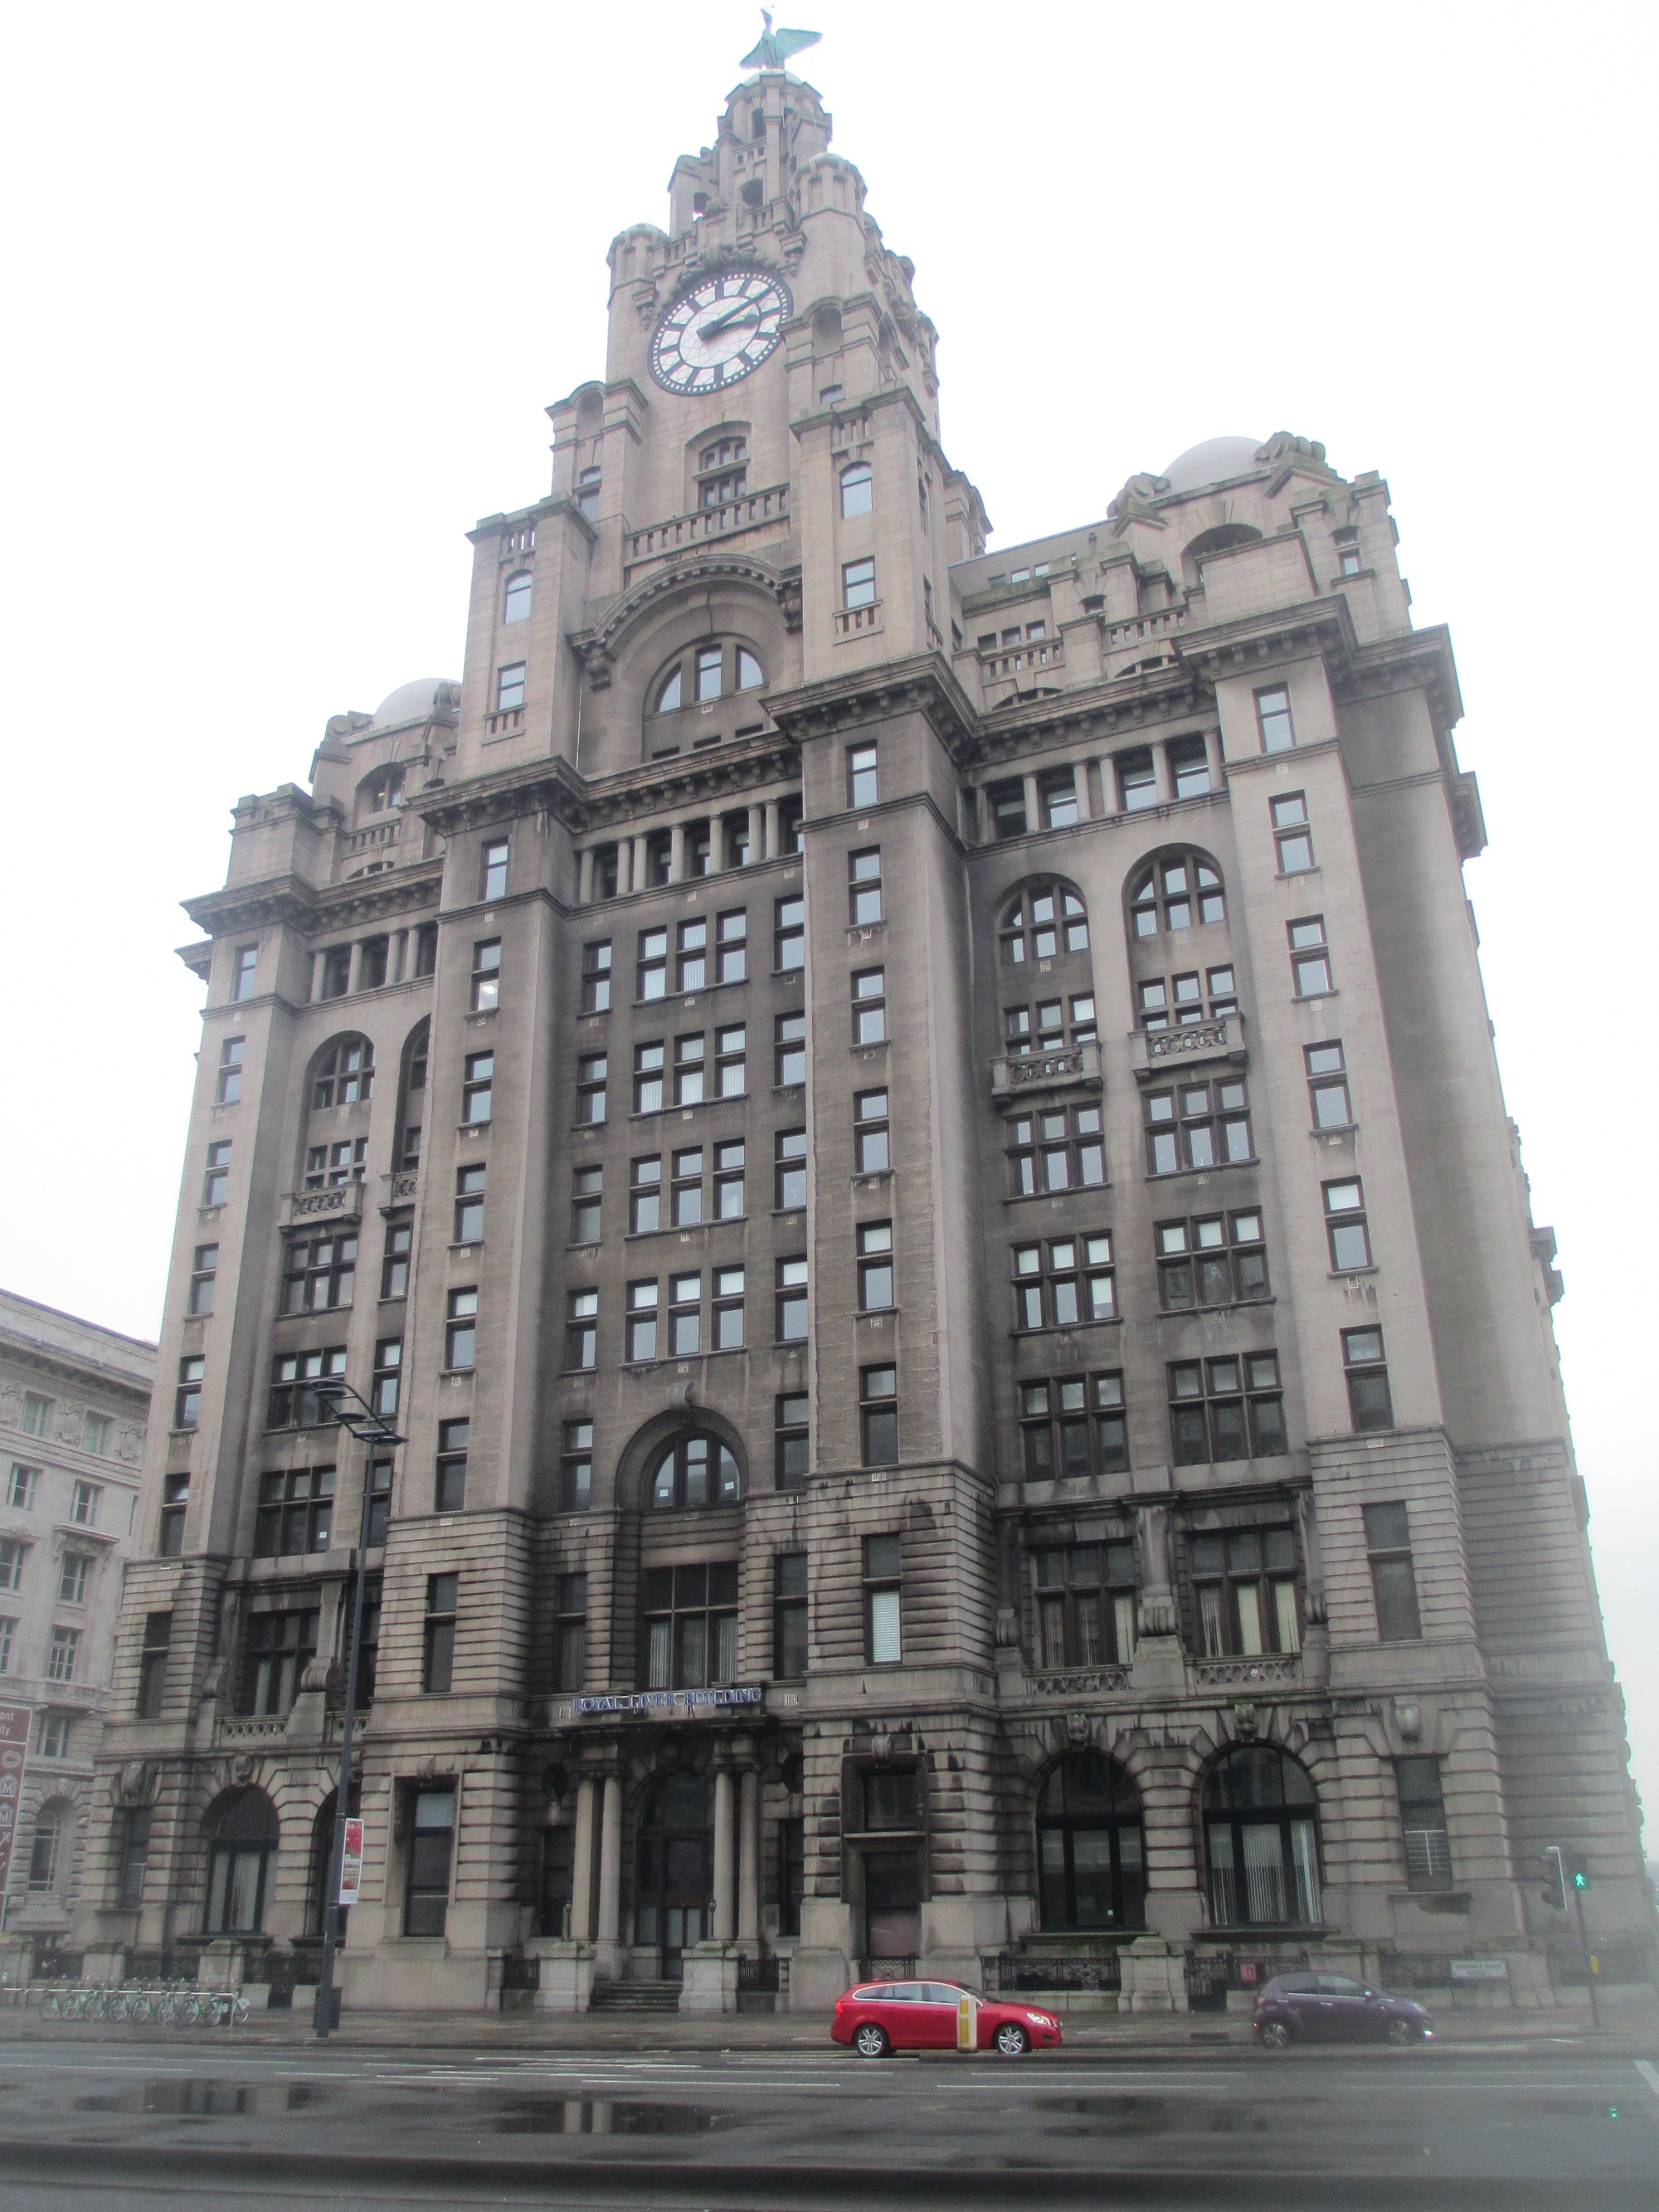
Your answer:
(1636, 2060), (1659, 2098)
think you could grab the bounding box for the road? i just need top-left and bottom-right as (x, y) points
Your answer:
(1, 2038), (1657, 2207)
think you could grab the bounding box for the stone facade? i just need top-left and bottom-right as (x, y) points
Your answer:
(0, 1292), (153, 1961)
(79, 67), (1652, 2015)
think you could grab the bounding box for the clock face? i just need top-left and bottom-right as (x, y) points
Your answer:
(649, 270), (792, 395)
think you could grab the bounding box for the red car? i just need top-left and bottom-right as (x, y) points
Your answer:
(832, 1978), (1063, 2059)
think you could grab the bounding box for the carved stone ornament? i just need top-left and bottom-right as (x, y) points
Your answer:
(995, 1605), (1021, 1650)
(56, 1405), (83, 1444)
(0, 1384), (20, 1426)
(117, 1424), (143, 1463)
(781, 577), (804, 633)
(110, 1760), (159, 1809)
(868, 1731), (893, 1765)
(1107, 471), (1171, 521)
(1393, 1698), (1423, 1742)
(231, 1753), (257, 1786)
(582, 646), (615, 693)
(1232, 1700), (1260, 1741)
(1255, 431), (1328, 470)
(1065, 1710), (1092, 1747)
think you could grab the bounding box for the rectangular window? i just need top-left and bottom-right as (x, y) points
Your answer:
(1365, 1501), (1422, 1639)
(267, 1345), (347, 1429)
(1155, 1211), (1268, 1310)
(571, 1164), (602, 1243)
(216, 1035), (246, 1104)
(640, 1561), (739, 1692)
(576, 1052), (607, 1123)
(0, 1539), (23, 1592)
(231, 944), (258, 1001)
(1306, 1040), (1353, 1128)
(1032, 1542), (1138, 1668)
(776, 1393), (810, 1488)
(987, 779), (1028, 840)
(1255, 685), (1296, 753)
(481, 839), (509, 900)
(1005, 1103), (1106, 1195)
(638, 928), (668, 1001)
(1117, 749), (1157, 811)
(175, 1355), (205, 1430)
(852, 967), (886, 1045)
(634, 1040), (665, 1114)
(317, 946), (351, 1001)
(68, 1479), (98, 1527)
(19, 1396), (51, 1440)
(630, 1153), (663, 1234)
(451, 1162), (485, 1245)
(1144, 1076), (1253, 1174)
(495, 663), (525, 713)
(713, 1138), (746, 1220)
(860, 1364), (898, 1466)
(242, 1607), (319, 1715)
(1188, 1523), (1301, 1657)
(58, 1552), (90, 1605)
(705, 1263), (743, 1349)
(159, 1470), (191, 1555)
(202, 1139), (232, 1206)
(282, 1230), (358, 1314)
(854, 1089), (890, 1173)
(187, 1242), (218, 1316)
(857, 1220), (895, 1311)
(560, 1420), (592, 1512)
(581, 938), (612, 1012)
(118, 1805), (153, 1909)
(715, 1022), (746, 1097)
(864, 1533), (902, 1664)
(304, 1136), (367, 1191)
(1010, 1233), (1116, 1330)
(469, 938), (501, 1012)
(671, 1147), (703, 1226)
(136, 1611), (172, 1719)
(445, 1287), (478, 1369)
(669, 1271), (701, 1356)
(365, 1461), (392, 1549)
(35, 1710), (72, 1760)
(775, 895), (805, 971)
(379, 1218), (412, 1298)
(774, 1552), (808, 1678)
(438, 1415), (471, 1522)
(1344, 1327), (1395, 1432)
(79, 1411), (109, 1457)
(776, 1257), (809, 1342)
(1168, 737), (1212, 801)
(555, 1572), (587, 1692)
(405, 1786), (455, 1936)
(775, 1128), (808, 1211)
(462, 1050), (494, 1123)
(566, 1289), (598, 1369)
(674, 918), (707, 993)
(1397, 1756), (1452, 1890)
(0, 1617), (12, 1674)
(626, 1279), (659, 1363)
(1039, 767), (1079, 830)
(775, 1011), (806, 1088)
(424, 1575), (459, 1692)
(370, 1335), (402, 1419)
(1324, 1178), (1373, 1270)
(1168, 1352), (1287, 1465)
(1019, 1372), (1130, 1480)
(1289, 914), (1333, 997)
(849, 846), (883, 925)
(254, 1465), (335, 1557)
(842, 560), (877, 613)
(1272, 791), (1315, 874)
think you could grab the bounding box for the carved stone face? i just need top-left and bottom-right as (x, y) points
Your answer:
(1065, 1710), (1091, 1747)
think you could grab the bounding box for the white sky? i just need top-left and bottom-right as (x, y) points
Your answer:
(2, 2), (1655, 1841)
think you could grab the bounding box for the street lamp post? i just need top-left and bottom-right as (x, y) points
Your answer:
(309, 1378), (403, 2040)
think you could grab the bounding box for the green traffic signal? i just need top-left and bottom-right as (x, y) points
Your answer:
(1574, 1869), (1589, 1889)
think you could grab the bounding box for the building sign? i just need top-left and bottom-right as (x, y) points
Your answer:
(338, 1817), (365, 1907)
(0, 1704), (30, 1902)
(1449, 1957), (1510, 1981)
(572, 1686), (764, 1717)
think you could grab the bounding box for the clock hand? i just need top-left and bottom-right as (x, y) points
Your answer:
(698, 302), (761, 339)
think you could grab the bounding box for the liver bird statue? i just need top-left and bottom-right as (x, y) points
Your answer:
(742, 11), (821, 70)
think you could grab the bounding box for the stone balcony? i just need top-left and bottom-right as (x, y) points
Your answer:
(991, 1038), (1103, 1100)
(277, 1182), (366, 1230)
(623, 483), (791, 585)
(1189, 1652), (1301, 1691)
(216, 1713), (290, 1746)
(1129, 1012), (1246, 1080)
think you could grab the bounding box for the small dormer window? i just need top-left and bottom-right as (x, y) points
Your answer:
(577, 466), (601, 521)
(362, 766), (404, 817)
(503, 570), (532, 623)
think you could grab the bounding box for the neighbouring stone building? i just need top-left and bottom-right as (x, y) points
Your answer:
(0, 1293), (153, 1961)
(77, 56), (1651, 2016)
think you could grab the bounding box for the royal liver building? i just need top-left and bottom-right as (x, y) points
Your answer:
(80, 51), (1651, 2016)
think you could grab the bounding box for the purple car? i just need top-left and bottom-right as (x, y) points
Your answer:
(1252, 1971), (1434, 2049)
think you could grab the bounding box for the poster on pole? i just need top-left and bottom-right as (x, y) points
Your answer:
(0, 1703), (32, 1903)
(338, 1816), (364, 1906)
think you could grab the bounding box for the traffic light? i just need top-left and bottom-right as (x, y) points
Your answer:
(1567, 1854), (1591, 1893)
(1539, 1846), (1569, 1910)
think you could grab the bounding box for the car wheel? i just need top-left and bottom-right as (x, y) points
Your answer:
(1384, 2016), (1418, 2048)
(854, 2023), (891, 2059)
(1258, 2019), (1293, 2052)
(994, 2022), (1030, 2057)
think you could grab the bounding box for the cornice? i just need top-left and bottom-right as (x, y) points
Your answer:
(182, 860), (442, 943)
(1172, 596), (1360, 685)
(764, 652), (981, 764)
(971, 664), (1211, 766)
(416, 728), (802, 840)
(1336, 623), (1463, 733)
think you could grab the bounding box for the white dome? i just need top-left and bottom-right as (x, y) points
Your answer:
(371, 678), (459, 732)
(1160, 437), (1264, 495)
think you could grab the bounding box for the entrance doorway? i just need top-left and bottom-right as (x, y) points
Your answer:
(863, 1848), (921, 1975)
(635, 1771), (712, 1978)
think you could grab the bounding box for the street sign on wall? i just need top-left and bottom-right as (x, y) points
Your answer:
(0, 1703), (32, 1902)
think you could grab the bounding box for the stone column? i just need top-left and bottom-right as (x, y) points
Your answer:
(346, 939), (365, 996)
(763, 798), (780, 860)
(712, 1766), (736, 1943)
(737, 1765), (761, 1943)
(1072, 760), (1092, 821)
(747, 804), (766, 865)
(1204, 728), (1226, 791)
(310, 951), (328, 1002)
(596, 1771), (623, 1969)
(1151, 743), (1175, 805)
(1022, 772), (1041, 835)
(578, 849), (595, 905)
(630, 836), (649, 894)
(669, 822), (686, 883)
(569, 1775), (597, 1942)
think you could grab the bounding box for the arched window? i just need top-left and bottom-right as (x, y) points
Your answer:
(1181, 523), (1262, 584)
(649, 641), (765, 721)
(311, 1037), (374, 1110)
(840, 461), (873, 518)
(697, 434), (748, 506)
(635, 1771), (713, 1961)
(1000, 881), (1089, 966)
(503, 570), (533, 624)
(1129, 853), (1226, 938)
(203, 1786), (280, 1934)
(358, 765), (405, 821)
(27, 1800), (71, 1893)
(649, 1430), (742, 1509)
(1202, 1747), (1321, 1929)
(1037, 1755), (1145, 1932)
(394, 1018), (429, 1172)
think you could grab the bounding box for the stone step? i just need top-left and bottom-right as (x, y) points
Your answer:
(589, 1979), (682, 2012)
